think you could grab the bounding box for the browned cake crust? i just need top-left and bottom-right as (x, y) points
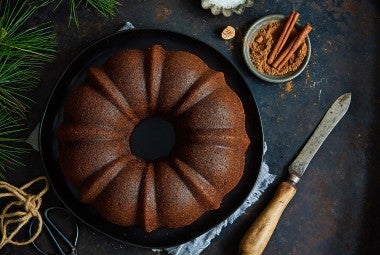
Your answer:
(57, 45), (250, 232)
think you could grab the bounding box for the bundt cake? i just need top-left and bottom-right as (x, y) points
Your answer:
(57, 45), (250, 232)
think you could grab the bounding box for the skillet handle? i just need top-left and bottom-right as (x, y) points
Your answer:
(26, 123), (41, 151)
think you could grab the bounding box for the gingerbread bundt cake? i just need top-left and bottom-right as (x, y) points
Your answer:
(57, 45), (250, 232)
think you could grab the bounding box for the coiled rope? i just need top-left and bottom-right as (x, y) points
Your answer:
(0, 176), (49, 249)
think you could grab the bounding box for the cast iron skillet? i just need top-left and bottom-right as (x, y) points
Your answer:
(39, 29), (264, 248)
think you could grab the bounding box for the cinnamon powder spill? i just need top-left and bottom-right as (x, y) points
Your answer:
(249, 21), (308, 76)
(155, 7), (172, 22)
(285, 81), (293, 92)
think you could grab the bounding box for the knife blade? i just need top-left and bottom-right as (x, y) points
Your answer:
(239, 93), (351, 255)
(288, 92), (351, 183)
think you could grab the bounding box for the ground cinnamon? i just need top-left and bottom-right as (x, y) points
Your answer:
(249, 21), (308, 76)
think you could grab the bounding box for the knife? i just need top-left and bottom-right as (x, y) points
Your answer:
(239, 93), (351, 255)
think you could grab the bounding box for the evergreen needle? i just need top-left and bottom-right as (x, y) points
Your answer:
(0, 109), (28, 179)
(86, 0), (120, 17)
(0, 1), (56, 62)
(0, 0), (56, 115)
(55, 0), (121, 28)
(0, 0), (56, 179)
(0, 55), (37, 115)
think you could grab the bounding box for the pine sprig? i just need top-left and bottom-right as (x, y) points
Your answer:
(0, 109), (28, 179)
(0, 0), (56, 179)
(0, 0), (56, 63)
(0, 0), (56, 115)
(86, 0), (120, 17)
(0, 55), (38, 114)
(55, 0), (121, 28)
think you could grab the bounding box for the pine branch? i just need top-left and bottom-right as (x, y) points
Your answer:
(55, 0), (121, 28)
(0, 56), (38, 115)
(86, 0), (120, 17)
(0, 0), (56, 115)
(0, 1), (56, 62)
(0, 0), (56, 179)
(0, 109), (28, 180)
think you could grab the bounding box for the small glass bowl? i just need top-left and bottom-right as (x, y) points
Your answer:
(201, 0), (254, 17)
(243, 14), (311, 83)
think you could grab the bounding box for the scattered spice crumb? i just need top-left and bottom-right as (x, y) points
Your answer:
(285, 81), (293, 92)
(249, 21), (308, 75)
(305, 67), (311, 85)
(225, 41), (235, 50)
(155, 7), (172, 22)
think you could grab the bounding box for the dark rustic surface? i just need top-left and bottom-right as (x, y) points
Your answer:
(3, 0), (380, 254)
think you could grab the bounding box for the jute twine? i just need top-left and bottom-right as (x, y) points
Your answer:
(0, 176), (49, 249)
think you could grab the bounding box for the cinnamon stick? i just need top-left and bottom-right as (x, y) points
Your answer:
(273, 22), (312, 70)
(272, 38), (296, 68)
(267, 11), (300, 65)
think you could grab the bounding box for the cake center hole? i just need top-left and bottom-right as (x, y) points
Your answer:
(130, 117), (176, 161)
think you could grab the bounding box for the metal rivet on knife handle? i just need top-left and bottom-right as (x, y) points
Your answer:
(239, 93), (351, 255)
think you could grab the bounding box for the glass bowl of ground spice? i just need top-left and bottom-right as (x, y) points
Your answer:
(243, 14), (311, 83)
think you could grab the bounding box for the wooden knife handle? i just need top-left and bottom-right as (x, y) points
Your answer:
(239, 181), (297, 255)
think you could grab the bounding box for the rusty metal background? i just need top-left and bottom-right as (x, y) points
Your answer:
(3, 0), (380, 254)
